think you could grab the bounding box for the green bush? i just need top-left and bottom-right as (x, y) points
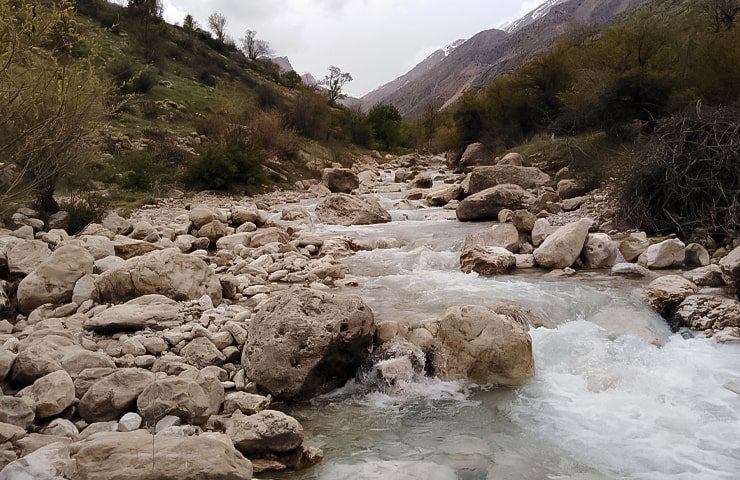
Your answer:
(110, 150), (169, 191)
(107, 57), (137, 87)
(368, 103), (402, 149)
(59, 193), (110, 235)
(287, 89), (330, 140)
(184, 143), (263, 191)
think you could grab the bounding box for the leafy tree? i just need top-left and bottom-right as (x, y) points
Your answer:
(127, 0), (162, 18)
(700, 0), (740, 32)
(281, 70), (302, 89)
(321, 66), (353, 104)
(241, 30), (273, 60)
(183, 14), (198, 32)
(208, 12), (227, 42)
(368, 103), (402, 149)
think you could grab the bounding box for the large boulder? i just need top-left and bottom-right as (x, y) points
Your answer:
(720, 246), (740, 298)
(581, 233), (618, 269)
(0, 442), (74, 479)
(78, 368), (155, 422)
(316, 194), (391, 226)
(6, 240), (51, 275)
(456, 184), (529, 222)
(460, 246), (516, 275)
(16, 245), (94, 313)
(638, 239), (686, 269)
(11, 332), (80, 384)
(243, 288), (376, 399)
(433, 305), (534, 386)
(323, 168), (360, 193)
(84, 295), (180, 333)
(463, 224), (520, 253)
(426, 184), (462, 207)
(17, 370), (75, 419)
(137, 376), (211, 424)
(458, 143), (494, 171)
(469, 165), (550, 193)
(74, 431), (253, 480)
(95, 248), (222, 305)
(533, 219), (592, 269)
(0, 397), (34, 429)
(226, 410), (304, 455)
(684, 243), (710, 267)
(645, 275), (698, 316)
(682, 265), (725, 287)
(619, 232), (650, 262)
(672, 295), (740, 331)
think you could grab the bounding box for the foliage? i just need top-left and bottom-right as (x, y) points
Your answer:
(620, 106), (740, 235)
(321, 66), (353, 104)
(368, 103), (402, 149)
(185, 142), (263, 191)
(207, 12), (227, 43)
(287, 89), (331, 140)
(281, 70), (302, 89)
(59, 192), (110, 234)
(241, 30), (273, 60)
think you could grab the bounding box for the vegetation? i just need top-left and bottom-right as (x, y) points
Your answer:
(322, 66), (353, 105)
(185, 143), (264, 191)
(368, 104), (402, 149)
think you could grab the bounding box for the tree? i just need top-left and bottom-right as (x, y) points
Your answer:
(127, 0), (162, 18)
(208, 12), (227, 42)
(183, 14), (198, 32)
(321, 66), (353, 104)
(281, 70), (302, 89)
(700, 0), (740, 31)
(0, 0), (105, 216)
(368, 103), (402, 149)
(241, 30), (273, 60)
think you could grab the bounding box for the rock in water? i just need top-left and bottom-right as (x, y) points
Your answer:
(581, 233), (618, 269)
(619, 232), (650, 262)
(316, 194), (392, 226)
(17, 245), (94, 313)
(638, 239), (686, 269)
(460, 246), (516, 275)
(323, 168), (360, 193)
(645, 275), (698, 316)
(533, 219), (592, 269)
(672, 295), (740, 331)
(456, 184), (529, 222)
(74, 431), (253, 480)
(433, 305), (534, 386)
(243, 288), (376, 399)
(226, 410), (304, 455)
(94, 248), (222, 305)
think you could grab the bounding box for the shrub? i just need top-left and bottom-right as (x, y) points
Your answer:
(128, 68), (157, 94)
(109, 150), (169, 191)
(107, 56), (137, 87)
(368, 103), (402, 149)
(184, 143), (263, 191)
(620, 106), (740, 235)
(249, 109), (298, 157)
(59, 192), (110, 235)
(287, 89), (330, 140)
(254, 83), (281, 110)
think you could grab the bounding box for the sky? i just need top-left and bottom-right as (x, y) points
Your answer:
(158, 1), (546, 97)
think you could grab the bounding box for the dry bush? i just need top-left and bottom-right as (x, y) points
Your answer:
(620, 106), (740, 235)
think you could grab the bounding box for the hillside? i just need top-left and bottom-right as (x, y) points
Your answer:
(363, 0), (646, 116)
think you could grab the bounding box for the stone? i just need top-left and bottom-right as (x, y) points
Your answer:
(0, 422), (26, 443)
(672, 295), (740, 331)
(456, 184), (529, 222)
(426, 184), (462, 207)
(639, 239), (686, 269)
(619, 232), (650, 262)
(281, 206), (311, 222)
(11, 333), (79, 384)
(0, 397), (34, 429)
(243, 288), (375, 400)
(557, 179), (588, 199)
(112, 238), (162, 260)
(581, 233), (618, 269)
(117, 412), (142, 432)
(18, 370), (75, 419)
(226, 410), (303, 455)
(460, 246), (516, 275)
(611, 263), (652, 278)
(85, 295), (180, 333)
(0, 442), (73, 479)
(101, 212), (132, 235)
(232, 206), (265, 227)
(95, 248), (222, 305)
(531, 218), (555, 247)
(433, 305), (534, 386)
(684, 243), (710, 267)
(0, 350), (15, 381)
(223, 392), (271, 415)
(47, 211), (70, 230)
(394, 169), (415, 183)
(189, 205), (220, 229)
(17, 245), (94, 313)
(316, 194), (392, 226)
(458, 143), (494, 171)
(323, 168), (359, 193)
(498, 152), (525, 166)
(60, 351), (116, 378)
(468, 165), (550, 193)
(533, 219), (592, 269)
(463, 224), (520, 253)
(720, 246), (740, 297)
(7, 240), (51, 275)
(74, 431), (253, 480)
(645, 275), (698, 316)
(511, 210), (536, 233)
(683, 265), (725, 287)
(78, 368), (155, 422)
(137, 376), (211, 424)
(250, 227), (290, 247)
(197, 220), (228, 243)
(180, 337), (226, 368)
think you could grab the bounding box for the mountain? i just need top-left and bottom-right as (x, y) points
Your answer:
(301, 72), (319, 86)
(360, 39), (465, 111)
(361, 0), (647, 117)
(270, 56), (295, 73)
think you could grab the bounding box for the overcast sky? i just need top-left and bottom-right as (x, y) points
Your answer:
(160, 1), (545, 97)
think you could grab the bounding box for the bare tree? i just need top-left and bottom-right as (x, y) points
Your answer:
(241, 30), (273, 60)
(208, 12), (227, 42)
(700, 0), (740, 31)
(321, 66), (353, 104)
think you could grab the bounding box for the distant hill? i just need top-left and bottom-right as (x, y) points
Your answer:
(270, 56), (295, 73)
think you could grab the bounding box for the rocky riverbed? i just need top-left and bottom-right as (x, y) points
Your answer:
(0, 151), (738, 479)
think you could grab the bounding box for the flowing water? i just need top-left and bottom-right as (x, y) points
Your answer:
(277, 174), (740, 480)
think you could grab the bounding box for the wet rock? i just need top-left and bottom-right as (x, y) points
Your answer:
(619, 232), (650, 262)
(323, 168), (360, 193)
(645, 275), (698, 316)
(316, 194), (391, 226)
(638, 239), (686, 269)
(243, 288), (376, 399)
(581, 233), (618, 269)
(411, 173), (433, 189)
(456, 184), (529, 222)
(460, 246), (516, 275)
(78, 368), (155, 422)
(17, 245), (94, 313)
(74, 431), (253, 480)
(137, 376), (211, 424)
(672, 295), (740, 331)
(426, 184), (462, 206)
(683, 265), (725, 287)
(226, 410), (303, 455)
(85, 295), (180, 333)
(95, 248), (222, 305)
(433, 305), (534, 386)
(469, 165), (550, 193)
(533, 219), (592, 270)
